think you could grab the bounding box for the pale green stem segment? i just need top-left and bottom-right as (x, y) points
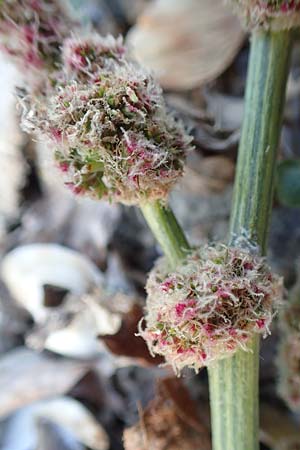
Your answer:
(208, 30), (292, 450)
(140, 200), (190, 269)
(140, 29), (292, 450)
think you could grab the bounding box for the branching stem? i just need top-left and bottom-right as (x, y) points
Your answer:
(208, 30), (292, 450)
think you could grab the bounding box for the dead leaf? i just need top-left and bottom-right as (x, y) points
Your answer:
(123, 377), (211, 450)
(161, 378), (210, 432)
(100, 304), (164, 366)
(2, 396), (109, 450)
(34, 397), (109, 450)
(127, 0), (245, 90)
(0, 347), (88, 418)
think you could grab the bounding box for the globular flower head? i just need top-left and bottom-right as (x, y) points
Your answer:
(62, 34), (126, 79)
(227, 0), (300, 30)
(140, 244), (283, 373)
(0, 0), (75, 87)
(22, 35), (192, 205)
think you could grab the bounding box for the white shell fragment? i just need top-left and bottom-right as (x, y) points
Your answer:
(84, 295), (122, 336)
(1, 244), (131, 360)
(43, 308), (103, 359)
(43, 299), (121, 359)
(1, 244), (103, 321)
(127, 0), (245, 90)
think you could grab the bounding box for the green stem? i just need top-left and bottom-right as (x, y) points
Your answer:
(140, 200), (190, 268)
(208, 30), (292, 450)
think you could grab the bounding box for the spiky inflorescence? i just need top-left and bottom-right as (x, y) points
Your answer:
(140, 244), (283, 373)
(277, 279), (300, 411)
(227, 0), (300, 30)
(22, 35), (192, 204)
(0, 0), (75, 87)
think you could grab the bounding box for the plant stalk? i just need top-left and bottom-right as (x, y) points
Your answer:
(140, 200), (190, 268)
(208, 30), (292, 450)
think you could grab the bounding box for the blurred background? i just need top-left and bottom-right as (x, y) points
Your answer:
(1, 0), (300, 449)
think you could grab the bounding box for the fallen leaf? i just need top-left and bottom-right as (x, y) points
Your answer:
(1, 396), (109, 450)
(34, 397), (109, 450)
(100, 304), (164, 366)
(161, 378), (209, 431)
(0, 347), (88, 418)
(123, 377), (211, 450)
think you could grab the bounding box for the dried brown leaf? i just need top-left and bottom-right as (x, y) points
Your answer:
(123, 377), (211, 450)
(100, 304), (164, 366)
(161, 378), (209, 431)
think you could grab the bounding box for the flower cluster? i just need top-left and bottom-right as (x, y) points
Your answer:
(228, 0), (300, 30)
(277, 280), (300, 411)
(0, 0), (75, 88)
(62, 34), (126, 79)
(140, 244), (283, 373)
(22, 35), (192, 204)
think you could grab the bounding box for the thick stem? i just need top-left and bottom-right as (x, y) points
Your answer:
(229, 31), (292, 253)
(140, 200), (190, 268)
(208, 30), (292, 450)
